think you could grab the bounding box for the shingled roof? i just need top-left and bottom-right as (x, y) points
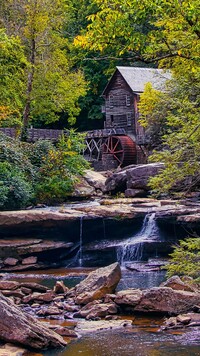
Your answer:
(103, 67), (171, 95)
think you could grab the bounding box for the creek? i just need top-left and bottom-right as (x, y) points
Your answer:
(1, 210), (200, 355)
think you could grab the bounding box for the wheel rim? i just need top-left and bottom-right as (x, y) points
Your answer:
(103, 135), (137, 167)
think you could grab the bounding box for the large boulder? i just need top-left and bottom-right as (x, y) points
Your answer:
(134, 287), (200, 314)
(0, 293), (66, 350)
(126, 163), (165, 190)
(74, 262), (121, 305)
(104, 163), (164, 194)
(83, 170), (107, 191)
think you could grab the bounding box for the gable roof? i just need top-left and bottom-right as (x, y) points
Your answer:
(102, 67), (171, 95)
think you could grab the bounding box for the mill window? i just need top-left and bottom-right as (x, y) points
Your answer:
(126, 95), (131, 106)
(109, 95), (114, 108)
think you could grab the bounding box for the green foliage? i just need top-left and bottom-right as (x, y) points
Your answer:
(0, 0), (87, 129)
(0, 133), (35, 178)
(166, 238), (200, 281)
(0, 162), (33, 209)
(140, 71), (200, 196)
(0, 131), (90, 209)
(0, 29), (26, 123)
(35, 131), (90, 204)
(75, 0), (200, 69)
(26, 140), (55, 168)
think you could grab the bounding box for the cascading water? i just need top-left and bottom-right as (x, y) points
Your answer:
(78, 216), (83, 267)
(117, 213), (160, 266)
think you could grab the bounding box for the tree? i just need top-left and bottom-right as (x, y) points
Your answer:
(0, 29), (26, 128)
(138, 71), (200, 196)
(0, 0), (86, 135)
(74, 0), (200, 69)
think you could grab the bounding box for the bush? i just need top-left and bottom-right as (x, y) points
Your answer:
(0, 130), (90, 208)
(0, 162), (33, 209)
(0, 132), (35, 179)
(35, 132), (90, 204)
(166, 237), (200, 282)
(26, 139), (55, 167)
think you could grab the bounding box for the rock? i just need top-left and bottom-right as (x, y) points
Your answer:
(78, 300), (118, 319)
(114, 289), (143, 306)
(104, 163), (164, 193)
(105, 315), (119, 320)
(74, 263), (121, 305)
(51, 327), (78, 338)
(2, 289), (25, 299)
(83, 170), (107, 191)
(0, 293), (66, 350)
(36, 306), (62, 317)
(0, 281), (20, 290)
(71, 178), (95, 198)
(20, 282), (49, 293)
(75, 319), (132, 334)
(125, 189), (147, 198)
(63, 303), (80, 313)
(0, 343), (28, 356)
(22, 256), (37, 265)
(134, 287), (200, 314)
(3, 258), (18, 266)
(23, 291), (55, 304)
(126, 163), (165, 190)
(53, 281), (69, 294)
(160, 276), (197, 292)
(162, 313), (200, 330)
(176, 314), (191, 324)
(20, 287), (32, 295)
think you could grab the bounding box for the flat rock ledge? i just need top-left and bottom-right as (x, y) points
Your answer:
(1, 198), (200, 233)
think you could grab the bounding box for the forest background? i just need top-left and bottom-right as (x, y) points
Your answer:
(0, 0), (199, 280)
(0, 0), (199, 208)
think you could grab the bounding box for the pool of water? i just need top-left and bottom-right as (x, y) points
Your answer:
(3, 267), (166, 291)
(43, 325), (200, 356)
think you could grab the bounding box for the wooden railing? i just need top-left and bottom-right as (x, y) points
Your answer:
(0, 128), (63, 142)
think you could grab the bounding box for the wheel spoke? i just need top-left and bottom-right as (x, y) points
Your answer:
(113, 140), (120, 151)
(113, 154), (122, 164)
(113, 150), (123, 154)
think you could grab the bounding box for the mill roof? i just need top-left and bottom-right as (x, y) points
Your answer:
(102, 67), (171, 95)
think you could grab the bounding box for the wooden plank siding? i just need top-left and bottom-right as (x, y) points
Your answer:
(102, 71), (137, 135)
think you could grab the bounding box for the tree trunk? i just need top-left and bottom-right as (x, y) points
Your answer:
(21, 38), (35, 141)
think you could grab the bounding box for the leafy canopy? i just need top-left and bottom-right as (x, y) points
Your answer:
(75, 0), (200, 69)
(0, 0), (87, 128)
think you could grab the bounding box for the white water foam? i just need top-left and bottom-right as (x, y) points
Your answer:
(117, 213), (160, 266)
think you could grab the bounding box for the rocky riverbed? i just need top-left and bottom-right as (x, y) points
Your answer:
(0, 263), (199, 355)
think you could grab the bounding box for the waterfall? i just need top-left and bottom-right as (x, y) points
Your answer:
(117, 213), (160, 266)
(78, 216), (83, 267)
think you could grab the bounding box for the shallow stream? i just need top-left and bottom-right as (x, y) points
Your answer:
(5, 267), (200, 356)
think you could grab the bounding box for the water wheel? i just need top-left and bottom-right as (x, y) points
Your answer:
(102, 135), (137, 167)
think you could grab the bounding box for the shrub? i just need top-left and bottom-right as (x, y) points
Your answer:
(166, 237), (200, 282)
(0, 162), (33, 209)
(26, 139), (55, 167)
(0, 132), (35, 179)
(35, 131), (90, 204)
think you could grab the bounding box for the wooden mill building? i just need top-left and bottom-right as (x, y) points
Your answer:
(102, 66), (170, 140)
(84, 66), (170, 168)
